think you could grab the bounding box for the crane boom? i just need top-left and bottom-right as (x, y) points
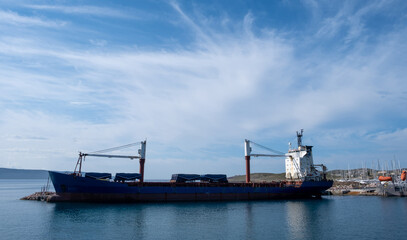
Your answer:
(74, 141), (147, 182)
(250, 154), (286, 157)
(81, 153), (140, 159)
(244, 139), (286, 183)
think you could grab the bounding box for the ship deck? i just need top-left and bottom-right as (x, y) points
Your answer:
(126, 181), (304, 188)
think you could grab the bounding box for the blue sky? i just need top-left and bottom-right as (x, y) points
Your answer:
(1, 0), (406, 178)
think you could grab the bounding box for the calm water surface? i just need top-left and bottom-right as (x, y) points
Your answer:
(1, 179), (406, 240)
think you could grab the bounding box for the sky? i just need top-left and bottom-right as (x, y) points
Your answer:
(0, 0), (406, 178)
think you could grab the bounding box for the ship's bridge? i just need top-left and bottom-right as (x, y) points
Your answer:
(285, 145), (314, 179)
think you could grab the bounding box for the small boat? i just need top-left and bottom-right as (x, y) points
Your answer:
(378, 170), (407, 197)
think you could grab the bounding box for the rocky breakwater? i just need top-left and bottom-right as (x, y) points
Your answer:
(21, 192), (57, 202)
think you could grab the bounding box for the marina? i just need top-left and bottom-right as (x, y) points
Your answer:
(324, 169), (407, 196)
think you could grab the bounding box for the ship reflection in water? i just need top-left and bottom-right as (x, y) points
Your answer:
(47, 197), (403, 240)
(286, 199), (333, 239)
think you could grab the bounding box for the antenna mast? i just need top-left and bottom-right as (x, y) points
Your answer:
(296, 129), (304, 147)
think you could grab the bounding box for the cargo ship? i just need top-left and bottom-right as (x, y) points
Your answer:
(48, 130), (333, 202)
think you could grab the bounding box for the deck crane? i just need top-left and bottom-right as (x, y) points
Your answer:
(245, 130), (328, 183)
(74, 140), (147, 182)
(244, 139), (286, 183)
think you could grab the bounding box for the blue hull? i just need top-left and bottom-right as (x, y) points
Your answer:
(48, 171), (333, 202)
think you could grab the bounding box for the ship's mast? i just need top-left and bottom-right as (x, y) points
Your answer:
(296, 129), (303, 147)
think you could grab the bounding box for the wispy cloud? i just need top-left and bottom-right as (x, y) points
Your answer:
(0, 10), (66, 27)
(25, 5), (140, 19)
(371, 129), (407, 147)
(314, 1), (390, 43)
(169, 1), (215, 47)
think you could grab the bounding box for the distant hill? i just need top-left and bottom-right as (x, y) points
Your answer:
(0, 168), (49, 179)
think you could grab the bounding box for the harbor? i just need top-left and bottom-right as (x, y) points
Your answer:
(20, 129), (407, 202)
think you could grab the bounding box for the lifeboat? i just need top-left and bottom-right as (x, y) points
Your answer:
(378, 176), (392, 181)
(401, 170), (406, 181)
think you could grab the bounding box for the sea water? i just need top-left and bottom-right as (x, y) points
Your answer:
(1, 179), (406, 240)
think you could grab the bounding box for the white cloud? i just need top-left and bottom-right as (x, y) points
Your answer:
(89, 39), (107, 47)
(24, 5), (135, 19)
(0, 10), (66, 27)
(371, 128), (407, 147)
(315, 1), (389, 43)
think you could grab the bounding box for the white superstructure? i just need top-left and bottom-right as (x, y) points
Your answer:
(285, 130), (326, 181)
